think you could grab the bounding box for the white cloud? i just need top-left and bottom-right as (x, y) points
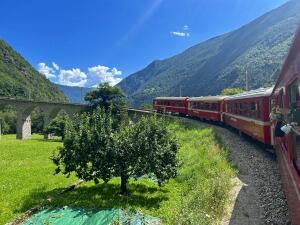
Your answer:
(58, 68), (87, 87)
(88, 65), (122, 86)
(170, 24), (190, 38)
(52, 62), (59, 70)
(170, 31), (190, 37)
(37, 62), (122, 87)
(38, 62), (56, 79)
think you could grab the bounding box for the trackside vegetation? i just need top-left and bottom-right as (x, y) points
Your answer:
(0, 119), (234, 225)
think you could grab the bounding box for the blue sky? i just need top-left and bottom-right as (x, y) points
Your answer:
(0, 0), (288, 87)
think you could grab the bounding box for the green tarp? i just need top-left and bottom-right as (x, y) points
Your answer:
(21, 207), (160, 225)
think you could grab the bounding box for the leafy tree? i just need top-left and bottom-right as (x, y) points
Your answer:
(85, 82), (126, 111)
(141, 103), (152, 110)
(220, 88), (244, 96)
(0, 107), (16, 134)
(44, 112), (68, 139)
(31, 108), (45, 134)
(115, 116), (178, 193)
(52, 108), (116, 185)
(52, 108), (179, 194)
(84, 82), (127, 129)
(131, 116), (178, 186)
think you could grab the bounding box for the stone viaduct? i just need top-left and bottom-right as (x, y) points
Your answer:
(0, 97), (86, 140)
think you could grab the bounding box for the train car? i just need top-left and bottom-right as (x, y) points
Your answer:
(187, 96), (226, 122)
(223, 87), (273, 145)
(153, 97), (189, 116)
(271, 26), (300, 225)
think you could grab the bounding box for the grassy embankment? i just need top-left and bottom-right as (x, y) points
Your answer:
(0, 121), (235, 225)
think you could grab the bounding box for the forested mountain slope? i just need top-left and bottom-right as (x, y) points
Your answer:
(119, 0), (300, 106)
(0, 40), (67, 102)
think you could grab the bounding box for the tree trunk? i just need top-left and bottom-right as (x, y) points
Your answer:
(120, 174), (128, 195)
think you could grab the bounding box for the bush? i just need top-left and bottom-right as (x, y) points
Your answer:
(44, 112), (68, 139)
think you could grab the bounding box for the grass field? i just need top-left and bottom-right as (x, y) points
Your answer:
(0, 121), (235, 225)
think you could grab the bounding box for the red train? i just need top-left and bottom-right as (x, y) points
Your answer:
(223, 87), (273, 146)
(152, 97), (189, 116)
(153, 25), (300, 224)
(188, 96), (226, 122)
(271, 25), (300, 224)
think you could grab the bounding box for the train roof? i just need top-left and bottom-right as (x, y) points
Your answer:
(225, 87), (274, 100)
(154, 97), (188, 101)
(188, 96), (227, 102)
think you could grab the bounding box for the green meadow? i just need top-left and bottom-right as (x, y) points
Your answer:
(0, 121), (234, 225)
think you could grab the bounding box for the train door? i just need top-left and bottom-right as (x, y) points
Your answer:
(287, 79), (300, 172)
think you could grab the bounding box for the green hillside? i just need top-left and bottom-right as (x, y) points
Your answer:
(0, 40), (67, 102)
(119, 0), (300, 106)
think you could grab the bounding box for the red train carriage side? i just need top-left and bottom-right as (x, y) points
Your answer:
(271, 26), (300, 225)
(153, 97), (189, 116)
(188, 96), (226, 122)
(223, 87), (273, 145)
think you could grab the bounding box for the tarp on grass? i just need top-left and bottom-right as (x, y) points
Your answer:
(21, 207), (161, 225)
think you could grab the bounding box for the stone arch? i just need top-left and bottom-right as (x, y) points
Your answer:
(0, 98), (85, 140)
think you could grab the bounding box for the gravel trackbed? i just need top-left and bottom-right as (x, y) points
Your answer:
(181, 118), (290, 225)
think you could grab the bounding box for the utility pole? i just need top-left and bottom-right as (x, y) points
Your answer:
(245, 70), (248, 91)
(80, 87), (83, 103)
(179, 85), (182, 97)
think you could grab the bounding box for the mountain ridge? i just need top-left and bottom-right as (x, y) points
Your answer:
(57, 84), (92, 103)
(119, 0), (300, 106)
(0, 39), (67, 102)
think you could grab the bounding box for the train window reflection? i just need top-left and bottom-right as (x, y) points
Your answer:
(288, 79), (299, 108)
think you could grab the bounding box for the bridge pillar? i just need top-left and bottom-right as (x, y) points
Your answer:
(43, 114), (53, 140)
(16, 113), (32, 140)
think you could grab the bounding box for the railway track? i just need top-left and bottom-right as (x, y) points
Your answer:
(129, 109), (290, 224)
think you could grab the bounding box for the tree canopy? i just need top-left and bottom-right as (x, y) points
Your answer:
(52, 108), (179, 194)
(85, 82), (126, 110)
(84, 82), (127, 129)
(220, 87), (244, 96)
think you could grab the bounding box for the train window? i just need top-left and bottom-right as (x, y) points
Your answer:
(211, 103), (217, 111)
(204, 103), (209, 110)
(201, 103), (205, 109)
(257, 102), (261, 119)
(244, 103), (249, 116)
(288, 79), (299, 108)
(234, 103), (238, 114)
(249, 102), (257, 118)
(239, 103), (243, 115)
